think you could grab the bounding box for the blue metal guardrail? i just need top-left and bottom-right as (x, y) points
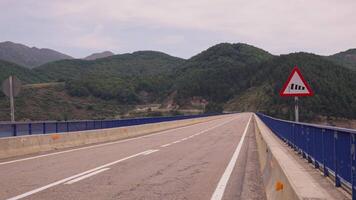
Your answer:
(257, 113), (356, 199)
(0, 114), (217, 138)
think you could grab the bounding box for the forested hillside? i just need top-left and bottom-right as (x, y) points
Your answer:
(35, 51), (184, 81)
(34, 51), (184, 104)
(174, 43), (273, 105)
(0, 59), (45, 84)
(0, 42), (355, 123)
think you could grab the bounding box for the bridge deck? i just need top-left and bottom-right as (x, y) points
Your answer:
(0, 113), (266, 200)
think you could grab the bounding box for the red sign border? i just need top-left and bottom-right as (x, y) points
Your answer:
(279, 66), (314, 97)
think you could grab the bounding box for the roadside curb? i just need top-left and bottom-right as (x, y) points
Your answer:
(0, 116), (223, 160)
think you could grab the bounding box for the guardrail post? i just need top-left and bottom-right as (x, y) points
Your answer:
(28, 123), (32, 135)
(351, 134), (356, 200)
(12, 124), (17, 136)
(42, 123), (46, 134)
(314, 128), (319, 169)
(292, 124), (296, 150)
(307, 127), (312, 163)
(334, 131), (341, 187)
(322, 129), (329, 177)
(85, 121), (88, 130)
(55, 122), (58, 133)
(100, 120), (103, 129)
(301, 125), (306, 158)
(66, 122), (69, 132)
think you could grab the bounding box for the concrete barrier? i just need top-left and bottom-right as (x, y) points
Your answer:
(253, 114), (334, 200)
(0, 116), (223, 160)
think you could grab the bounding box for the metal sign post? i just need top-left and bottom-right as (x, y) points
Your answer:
(280, 66), (313, 122)
(294, 96), (299, 122)
(9, 76), (15, 122)
(2, 76), (22, 122)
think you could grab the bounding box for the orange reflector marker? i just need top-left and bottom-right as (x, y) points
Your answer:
(275, 181), (284, 191)
(51, 134), (60, 140)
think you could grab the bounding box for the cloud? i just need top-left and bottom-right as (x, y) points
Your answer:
(0, 0), (355, 58)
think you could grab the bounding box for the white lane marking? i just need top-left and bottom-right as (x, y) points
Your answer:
(160, 143), (172, 148)
(159, 117), (238, 149)
(0, 117), (232, 166)
(6, 151), (148, 200)
(64, 168), (110, 185)
(5, 115), (240, 200)
(141, 149), (159, 155)
(210, 116), (252, 200)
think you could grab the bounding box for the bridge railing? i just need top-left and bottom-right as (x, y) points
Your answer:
(256, 113), (356, 198)
(0, 114), (217, 138)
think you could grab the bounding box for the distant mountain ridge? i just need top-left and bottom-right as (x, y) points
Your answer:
(328, 49), (356, 70)
(35, 50), (185, 81)
(84, 51), (114, 60)
(0, 41), (72, 68)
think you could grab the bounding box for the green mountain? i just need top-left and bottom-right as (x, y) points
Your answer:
(35, 51), (185, 81)
(84, 51), (114, 60)
(174, 43), (274, 105)
(0, 41), (72, 68)
(328, 49), (356, 70)
(35, 51), (185, 104)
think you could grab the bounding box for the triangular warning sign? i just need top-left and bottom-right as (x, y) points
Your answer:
(280, 66), (314, 97)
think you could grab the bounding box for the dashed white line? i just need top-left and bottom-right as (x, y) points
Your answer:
(159, 117), (238, 149)
(141, 149), (159, 155)
(64, 168), (110, 185)
(6, 151), (149, 200)
(160, 144), (172, 148)
(210, 116), (252, 200)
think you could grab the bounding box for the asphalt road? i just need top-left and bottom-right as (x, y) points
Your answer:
(0, 113), (266, 200)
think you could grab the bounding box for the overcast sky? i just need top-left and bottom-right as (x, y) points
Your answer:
(0, 0), (355, 58)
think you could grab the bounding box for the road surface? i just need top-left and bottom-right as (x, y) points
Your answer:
(0, 113), (266, 200)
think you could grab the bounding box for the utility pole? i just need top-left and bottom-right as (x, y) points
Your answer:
(2, 75), (21, 122)
(9, 75), (15, 122)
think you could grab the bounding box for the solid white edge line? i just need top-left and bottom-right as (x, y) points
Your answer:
(210, 115), (252, 200)
(0, 116), (233, 166)
(64, 168), (110, 185)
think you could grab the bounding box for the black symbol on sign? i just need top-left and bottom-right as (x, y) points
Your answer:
(290, 84), (305, 90)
